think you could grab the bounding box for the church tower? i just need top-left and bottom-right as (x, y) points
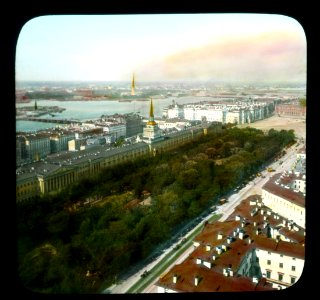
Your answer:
(142, 98), (163, 144)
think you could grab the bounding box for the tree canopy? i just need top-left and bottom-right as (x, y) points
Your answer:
(17, 126), (296, 293)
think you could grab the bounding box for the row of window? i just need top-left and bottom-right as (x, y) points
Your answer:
(267, 252), (296, 260)
(17, 181), (36, 188)
(268, 192), (304, 213)
(266, 270), (296, 284)
(266, 260), (296, 271)
(17, 188), (38, 196)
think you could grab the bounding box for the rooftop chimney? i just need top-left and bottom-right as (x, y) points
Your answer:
(223, 268), (229, 277)
(173, 274), (178, 284)
(216, 246), (222, 255)
(194, 276), (200, 286)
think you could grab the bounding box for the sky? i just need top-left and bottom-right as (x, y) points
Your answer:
(15, 14), (306, 83)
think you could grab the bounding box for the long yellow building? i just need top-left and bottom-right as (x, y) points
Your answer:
(16, 126), (208, 201)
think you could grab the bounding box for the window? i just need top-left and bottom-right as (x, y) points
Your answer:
(292, 257), (296, 261)
(279, 263), (283, 268)
(291, 277), (296, 284)
(256, 257), (259, 263)
(268, 251), (271, 255)
(266, 270), (271, 278)
(278, 274), (283, 281)
(267, 260), (271, 265)
(280, 254), (283, 257)
(292, 266), (296, 271)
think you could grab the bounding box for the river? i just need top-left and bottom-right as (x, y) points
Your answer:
(16, 97), (215, 132)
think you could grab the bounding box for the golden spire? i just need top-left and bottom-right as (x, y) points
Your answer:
(131, 73), (135, 96)
(147, 98), (156, 125)
(149, 98), (154, 118)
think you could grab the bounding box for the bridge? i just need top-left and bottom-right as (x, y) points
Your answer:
(20, 117), (82, 124)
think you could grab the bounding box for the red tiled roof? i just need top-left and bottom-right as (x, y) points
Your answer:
(274, 241), (305, 259)
(194, 220), (238, 245)
(156, 196), (305, 292)
(262, 174), (305, 207)
(157, 262), (275, 292)
(279, 227), (305, 244)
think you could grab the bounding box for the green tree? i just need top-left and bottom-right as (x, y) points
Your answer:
(299, 97), (306, 107)
(177, 168), (199, 189)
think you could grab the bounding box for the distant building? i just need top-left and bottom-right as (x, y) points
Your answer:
(50, 130), (75, 153)
(68, 138), (88, 151)
(73, 127), (104, 139)
(111, 113), (143, 137)
(166, 101), (184, 119)
(275, 104), (306, 118)
(87, 136), (107, 146)
(102, 123), (126, 140)
(16, 136), (27, 165)
(21, 132), (51, 162)
(157, 119), (191, 131)
(164, 100), (275, 125)
(74, 88), (94, 98)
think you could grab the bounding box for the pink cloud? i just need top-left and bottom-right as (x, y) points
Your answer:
(138, 30), (306, 82)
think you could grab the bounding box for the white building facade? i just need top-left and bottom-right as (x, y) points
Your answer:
(164, 101), (274, 125)
(262, 172), (305, 229)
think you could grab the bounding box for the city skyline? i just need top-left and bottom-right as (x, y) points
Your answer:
(16, 14), (306, 83)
